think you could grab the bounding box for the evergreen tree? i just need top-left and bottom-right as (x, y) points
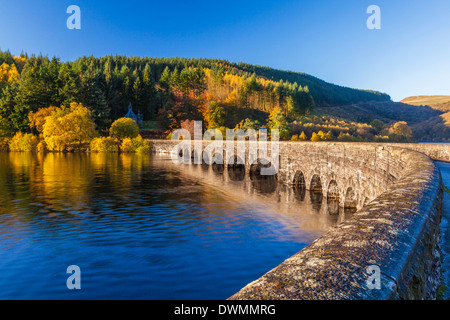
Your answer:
(159, 66), (171, 91)
(78, 62), (110, 129)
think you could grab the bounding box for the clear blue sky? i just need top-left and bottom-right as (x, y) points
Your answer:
(1, 0), (449, 101)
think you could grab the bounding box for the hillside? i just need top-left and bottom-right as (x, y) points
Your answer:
(0, 50), (448, 143)
(397, 95), (450, 142)
(0, 50), (391, 131)
(315, 101), (442, 125)
(314, 100), (449, 142)
(401, 95), (450, 111)
(233, 62), (391, 106)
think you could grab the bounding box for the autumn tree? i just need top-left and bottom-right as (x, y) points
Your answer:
(267, 107), (290, 140)
(109, 117), (140, 139)
(299, 131), (307, 141)
(28, 106), (58, 133)
(389, 121), (413, 142)
(370, 119), (385, 133)
(205, 101), (225, 129)
(235, 118), (261, 131)
(324, 130), (335, 141)
(311, 132), (321, 142)
(43, 102), (97, 152)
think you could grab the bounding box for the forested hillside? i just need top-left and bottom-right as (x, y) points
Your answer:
(234, 63), (391, 105)
(1, 50), (447, 144)
(0, 50), (389, 132)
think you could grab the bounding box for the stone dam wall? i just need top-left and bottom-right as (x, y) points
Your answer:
(149, 140), (445, 299)
(385, 143), (450, 163)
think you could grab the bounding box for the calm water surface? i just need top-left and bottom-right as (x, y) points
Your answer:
(439, 161), (450, 184)
(0, 153), (352, 299)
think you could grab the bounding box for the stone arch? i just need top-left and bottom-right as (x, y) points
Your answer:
(344, 187), (357, 208)
(327, 180), (340, 215)
(293, 171), (306, 188)
(212, 153), (224, 173)
(212, 163), (224, 173)
(250, 160), (277, 181)
(227, 155), (245, 181)
(309, 174), (323, 192)
(308, 174), (323, 209)
(212, 152), (223, 165)
(327, 180), (339, 200)
(191, 149), (201, 164)
(250, 159), (277, 194)
(292, 170), (306, 202)
(177, 147), (191, 163)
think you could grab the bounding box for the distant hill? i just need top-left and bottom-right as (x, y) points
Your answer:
(233, 62), (391, 106)
(315, 101), (441, 125)
(394, 96), (450, 142)
(401, 95), (450, 112)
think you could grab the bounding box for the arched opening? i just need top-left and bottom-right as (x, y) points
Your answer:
(309, 174), (323, 211)
(293, 171), (306, 188)
(249, 160), (277, 181)
(309, 174), (322, 192)
(191, 149), (201, 164)
(249, 160), (277, 194)
(201, 151), (210, 170)
(211, 153), (224, 174)
(293, 171), (306, 202)
(327, 180), (340, 215)
(227, 155), (245, 181)
(344, 187), (357, 208)
(178, 148), (190, 163)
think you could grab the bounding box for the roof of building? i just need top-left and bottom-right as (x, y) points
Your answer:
(124, 103), (137, 119)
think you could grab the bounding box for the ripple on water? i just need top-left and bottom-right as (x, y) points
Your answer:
(0, 153), (350, 299)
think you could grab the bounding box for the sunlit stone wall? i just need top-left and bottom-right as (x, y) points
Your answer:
(150, 140), (444, 300)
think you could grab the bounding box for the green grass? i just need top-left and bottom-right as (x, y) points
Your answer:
(444, 185), (450, 194)
(437, 284), (447, 300)
(142, 121), (159, 130)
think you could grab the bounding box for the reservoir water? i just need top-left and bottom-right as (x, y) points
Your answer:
(0, 153), (353, 299)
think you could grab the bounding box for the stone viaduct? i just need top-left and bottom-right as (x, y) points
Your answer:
(150, 140), (448, 300)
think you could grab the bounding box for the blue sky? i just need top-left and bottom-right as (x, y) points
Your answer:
(0, 0), (449, 101)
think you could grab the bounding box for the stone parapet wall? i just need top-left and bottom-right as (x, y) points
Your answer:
(149, 140), (444, 300)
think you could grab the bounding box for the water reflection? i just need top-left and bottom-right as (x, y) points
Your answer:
(0, 153), (353, 299)
(227, 164), (245, 181)
(165, 157), (354, 225)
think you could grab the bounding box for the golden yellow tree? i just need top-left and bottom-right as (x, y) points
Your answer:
(299, 131), (307, 141)
(43, 102), (97, 152)
(311, 132), (321, 141)
(0, 62), (19, 84)
(28, 106), (58, 133)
